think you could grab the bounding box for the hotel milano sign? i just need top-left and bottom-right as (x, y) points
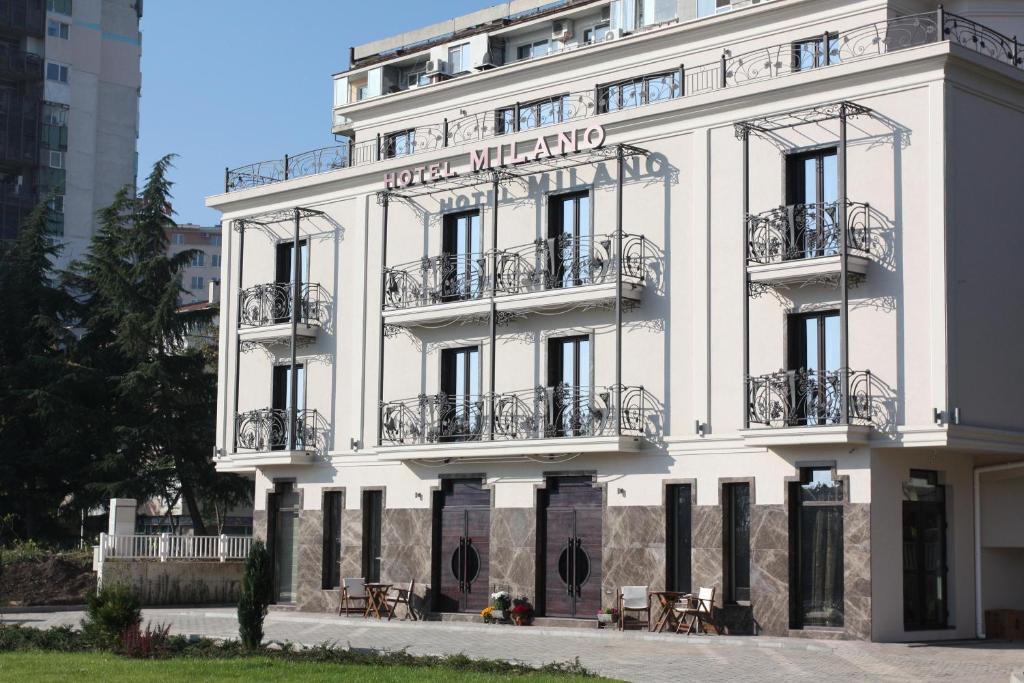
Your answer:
(383, 124), (607, 190)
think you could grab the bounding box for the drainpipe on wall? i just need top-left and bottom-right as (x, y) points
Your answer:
(973, 460), (1024, 638)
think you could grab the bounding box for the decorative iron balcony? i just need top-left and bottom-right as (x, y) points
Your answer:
(238, 282), (325, 328)
(380, 384), (649, 446)
(382, 233), (648, 311)
(234, 408), (323, 453)
(747, 201), (870, 265)
(747, 369), (873, 428)
(383, 254), (487, 310)
(225, 10), (1024, 193)
(494, 233), (648, 296)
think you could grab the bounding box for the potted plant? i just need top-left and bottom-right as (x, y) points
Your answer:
(597, 607), (619, 625)
(510, 597), (534, 626)
(490, 590), (511, 620)
(480, 606), (496, 623)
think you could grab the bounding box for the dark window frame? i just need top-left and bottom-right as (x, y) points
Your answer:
(665, 484), (693, 593)
(902, 469), (949, 631)
(723, 482), (751, 604)
(597, 71), (680, 113)
(789, 466), (845, 629)
(361, 489), (383, 583)
(321, 491), (343, 589)
(382, 128), (416, 159)
(792, 32), (840, 72)
(495, 93), (570, 135)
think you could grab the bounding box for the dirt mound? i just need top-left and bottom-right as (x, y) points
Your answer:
(1, 554), (96, 607)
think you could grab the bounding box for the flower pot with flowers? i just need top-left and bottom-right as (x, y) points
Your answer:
(510, 597), (534, 626)
(597, 607), (619, 626)
(490, 590), (512, 621)
(480, 606), (497, 623)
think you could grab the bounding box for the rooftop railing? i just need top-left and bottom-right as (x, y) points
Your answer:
(225, 10), (1024, 193)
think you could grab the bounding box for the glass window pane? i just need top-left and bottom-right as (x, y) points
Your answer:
(824, 315), (839, 374)
(578, 338), (590, 389)
(799, 505), (844, 626)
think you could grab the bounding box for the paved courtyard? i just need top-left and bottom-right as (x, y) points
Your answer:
(3, 607), (1023, 682)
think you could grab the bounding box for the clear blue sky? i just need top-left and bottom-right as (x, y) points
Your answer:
(138, 0), (489, 226)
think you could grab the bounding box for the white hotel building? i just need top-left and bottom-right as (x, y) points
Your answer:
(208, 0), (1024, 641)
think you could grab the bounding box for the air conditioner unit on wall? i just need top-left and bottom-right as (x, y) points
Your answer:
(603, 27), (624, 42)
(425, 59), (447, 75)
(552, 18), (574, 41)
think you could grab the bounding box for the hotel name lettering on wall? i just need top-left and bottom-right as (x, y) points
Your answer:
(383, 124), (606, 190)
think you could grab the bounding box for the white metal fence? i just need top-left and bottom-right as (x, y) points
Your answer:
(96, 532), (252, 563)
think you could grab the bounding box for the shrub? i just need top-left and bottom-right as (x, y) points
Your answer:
(237, 539), (273, 649)
(82, 583), (141, 647)
(118, 621), (171, 658)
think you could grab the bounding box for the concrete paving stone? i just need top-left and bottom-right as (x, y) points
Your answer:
(1, 607), (1022, 682)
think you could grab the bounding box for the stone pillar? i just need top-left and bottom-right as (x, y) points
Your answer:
(108, 498), (137, 535)
(750, 504), (790, 636)
(602, 505), (666, 608)
(296, 509), (327, 612)
(489, 508), (537, 601)
(844, 503), (872, 640)
(691, 504), (722, 594)
(379, 508), (432, 600)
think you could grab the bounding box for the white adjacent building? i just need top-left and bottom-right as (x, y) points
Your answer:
(209, 0), (1024, 641)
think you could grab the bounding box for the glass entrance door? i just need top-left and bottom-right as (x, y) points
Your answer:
(274, 239), (309, 322)
(271, 364), (305, 450)
(441, 211), (482, 302)
(547, 336), (591, 436)
(902, 470), (948, 630)
(791, 467), (844, 628)
(786, 148), (838, 258)
(788, 312), (840, 425)
(270, 484), (300, 604)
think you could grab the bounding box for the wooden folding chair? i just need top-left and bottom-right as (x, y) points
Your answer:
(617, 586), (651, 631)
(388, 580), (418, 621)
(677, 586), (720, 635)
(338, 577), (367, 615)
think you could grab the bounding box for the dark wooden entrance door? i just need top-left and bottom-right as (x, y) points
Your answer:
(435, 479), (490, 613)
(540, 477), (602, 618)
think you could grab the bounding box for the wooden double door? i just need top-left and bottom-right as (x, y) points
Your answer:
(539, 476), (603, 618)
(434, 479), (490, 613)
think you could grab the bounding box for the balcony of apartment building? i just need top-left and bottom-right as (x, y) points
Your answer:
(0, 0), (45, 39)
(378, 339), (655, 461)
(0, 41), (41, 82)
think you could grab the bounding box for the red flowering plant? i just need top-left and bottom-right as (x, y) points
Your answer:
(510, 597), (534, 625)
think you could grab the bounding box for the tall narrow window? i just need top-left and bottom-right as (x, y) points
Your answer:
(441, 211), (482, 302)
(322, 491), (343, 589)
(790, 467), (844, 628)
(548, 191), (591, 288)
(271, 364), (305, 450)
(274, 239), (309, 323)
(786, 148), (839, 259)
(723, 483), (751, 603)
(788, 311), (840, 425)
(792, 33), (840, 72)
(547, 335), (591, 437)
(666, 484), (692, 593)
(903, 470), (948, 630)
(440, 346), (481, 442)
(270, 483), (300, 603)
(362, 490), (383, 583)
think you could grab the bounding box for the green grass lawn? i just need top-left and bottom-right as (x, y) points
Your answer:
(0, 651), (609, 682)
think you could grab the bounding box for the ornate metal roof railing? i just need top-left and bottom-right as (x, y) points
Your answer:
(379, 384), (651, 446)
(747, 201), (871, 265)
(747, 369), (873, 428)
(237, 282), (326, 328)
(225, 10), (1023, 194)
(234, 408), (325, 453)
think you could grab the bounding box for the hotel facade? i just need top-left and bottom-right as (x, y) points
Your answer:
(209, 0), (1024, 642)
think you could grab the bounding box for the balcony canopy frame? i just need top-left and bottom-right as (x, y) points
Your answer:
(376, 142), (651, 448)
(736, 101), (874, 431)
(377, 143), (650, 201)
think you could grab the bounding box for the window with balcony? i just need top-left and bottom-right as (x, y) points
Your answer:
(598, 71), (680, 113)
(548, 190), (591, 289)
(902, 470), (948, 631)
(274, 238), (309, 322)
(448, 43), (470, 74)
(792, 33), (840, 72)
(582, 21), (610, 44)
(382, 129), (416, 159)
(515, 40), (549, 61)
(789, 467), (844, 628)
(441, 210), (483, 302)
(271, 363), (305, 451)
(47, 19), (69, 39)
(786, 147), (838, 258)
(788, 311), (840, 425)
(723, 482), (751, 603)
(47, 0), (71, 15)
(496, 94), (571, 134)
(440, 346), (481, 442)
(547, 335), (591, 437)
(42, 103), (68, 150)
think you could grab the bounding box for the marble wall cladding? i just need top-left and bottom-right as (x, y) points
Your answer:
(295, 509), (327, 612)
(339, 508), (362, 581)
(489, 508), (536, 601)
(750, 504), (790, 636)
(252, 510), (267, 542)
(843, 503), (872, 641)
(602, 506), (666, 607)
(380, 508), (432, 607)
(691, 505), (723, 597)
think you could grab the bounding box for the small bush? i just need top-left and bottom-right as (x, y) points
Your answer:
(237, 539), (273, 649)
(0, 625), (88, 652)
(82, 583), (141, 647)
(118, 621), (171, 658)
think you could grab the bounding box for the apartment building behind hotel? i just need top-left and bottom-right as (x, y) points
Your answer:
(208, 0), (1024, 641)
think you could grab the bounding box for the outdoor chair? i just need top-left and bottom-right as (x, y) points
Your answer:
(617, 586), (651, 631)
(677, 586), (719, 635)
(388, 580), (418, 621)
(339, 577), (367, 615)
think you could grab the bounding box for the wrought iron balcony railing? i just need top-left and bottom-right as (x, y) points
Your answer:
(747, 369), (873, 428)
(226, 10), (1023, 193)
(495, 233), (647, 296)
(234, 408), (323, 452)
(380, 384), (649, 446)
(383, 253), (487, 310)
(382, 233), (648, 311)
(747, 201), (870, 265)
(238, 282), (325, 328)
